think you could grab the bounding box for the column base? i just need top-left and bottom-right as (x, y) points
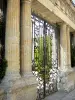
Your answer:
(57, 68), (75, 92)
(0, 71), (21, 89)
(20, 72), (38, 100)
(0, 72), (37, 100)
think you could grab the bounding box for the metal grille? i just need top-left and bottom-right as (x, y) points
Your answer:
(32, 15), (59, 100)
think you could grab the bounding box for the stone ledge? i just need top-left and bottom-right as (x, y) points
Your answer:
(0, 73), (38, 100)
(0, 72), (37, 93)
(11, 75), (37, 93)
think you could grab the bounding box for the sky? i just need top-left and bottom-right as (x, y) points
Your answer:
(72, 0), (75, 4)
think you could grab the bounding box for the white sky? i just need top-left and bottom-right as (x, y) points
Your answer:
(72, 0), (75, 4)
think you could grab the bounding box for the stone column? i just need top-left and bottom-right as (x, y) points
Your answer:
(66, 26), (71, 69)
(3, 0), (20, 82)
(58, 23), (74, 91)
(20, 0), (37, 100)
(21, 0), (32, 76)
(60, 23), (71, 71)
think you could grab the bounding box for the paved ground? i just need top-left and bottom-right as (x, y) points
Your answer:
(44, 89), (75, 100)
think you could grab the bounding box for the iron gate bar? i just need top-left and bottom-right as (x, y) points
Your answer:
(32, 14), (59, 100)
(43, 21), (46, 98)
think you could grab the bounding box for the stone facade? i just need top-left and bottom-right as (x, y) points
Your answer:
(0, 0), (75, 100)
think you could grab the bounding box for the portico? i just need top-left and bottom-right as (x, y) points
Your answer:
(0, 0), (75, 100)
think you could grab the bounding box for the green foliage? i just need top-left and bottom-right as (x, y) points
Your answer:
(71, 45), (75, 67)
(0, 21), (7, 82)
(33, 36), (52, 82)
(0, 58), (7, 81)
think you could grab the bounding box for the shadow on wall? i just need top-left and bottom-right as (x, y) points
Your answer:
(71, 33), (75, 67)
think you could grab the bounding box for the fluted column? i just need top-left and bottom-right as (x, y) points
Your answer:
(21, 0), (32, 76)
(66, 26), (71, 68)
(4, 0), (20, 81)
(60, 23), (71, 71)
(20, 1), (37, 100)
(58, 23), (73, 91)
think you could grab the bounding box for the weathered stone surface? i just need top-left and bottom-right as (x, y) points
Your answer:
(0, 0), (75, 100)
(57, 69), (75, 92)
(44, 89), (75, 100)
(20, 0), (32, 75)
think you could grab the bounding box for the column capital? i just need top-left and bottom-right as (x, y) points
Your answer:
(21, 0), (32, 3)
(60, 22), (67, 26)
(60, 22), (70, 30)
(21, 0), (32, 74)
(58, 22), (67, 28)
(66, 25), (70, 32)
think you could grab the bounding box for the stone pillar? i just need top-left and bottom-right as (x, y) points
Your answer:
(66, 26), (71, 69)
(0, 0), (23, 100)
(20, 0), (37, 100)
(21, 0), (32, 76)
(58, 23), (74, 91)
(1, 0), (20, 85)
(60, 23), (71, 71)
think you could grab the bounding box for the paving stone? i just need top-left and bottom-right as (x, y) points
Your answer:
(44, 89), (75, 100)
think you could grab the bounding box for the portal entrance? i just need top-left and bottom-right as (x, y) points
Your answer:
(32, 15), (59, 100)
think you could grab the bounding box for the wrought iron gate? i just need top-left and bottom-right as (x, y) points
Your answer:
(32, 15), (59, 100)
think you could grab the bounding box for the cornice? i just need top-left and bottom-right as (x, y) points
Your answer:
(50, 0), (75, 24)
(66, 0), (75, 12)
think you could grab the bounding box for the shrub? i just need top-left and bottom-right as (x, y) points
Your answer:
(32, 36), (52, 82)
(0, 58), (7, 82)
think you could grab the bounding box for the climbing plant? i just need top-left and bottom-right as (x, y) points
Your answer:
(0, 58), (7, 81)
(33, 35), (52, 82)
